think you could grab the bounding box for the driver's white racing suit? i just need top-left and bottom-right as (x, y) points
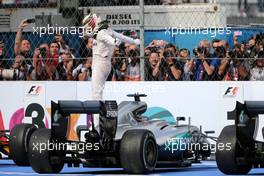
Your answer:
(92, 28), (140, 100)
(91, 28), (140, 128)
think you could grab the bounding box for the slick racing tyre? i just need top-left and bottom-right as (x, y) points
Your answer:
(28, 128), (64, 173)
(216, 125), (252, 175)
(10, 123), (37, 166)
(120, 129), (158, 174)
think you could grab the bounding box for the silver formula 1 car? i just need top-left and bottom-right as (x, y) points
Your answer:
(10, 93), (213, 174)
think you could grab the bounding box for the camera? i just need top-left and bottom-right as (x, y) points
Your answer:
(226, 50), (234, 58)
(0, 69), (24, 80)
(193, 47), (206, 57)
(26, 18), (35, 23)
(214, 46), (226, 58)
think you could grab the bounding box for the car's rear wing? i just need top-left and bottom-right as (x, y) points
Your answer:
(51, 100), (118, 141)
(228, 101), (264, 143)
(228, 101), (264, 121)
(58, 100), (106, 116)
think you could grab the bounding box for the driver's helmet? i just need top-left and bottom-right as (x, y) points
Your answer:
(82, 13), (102, 38)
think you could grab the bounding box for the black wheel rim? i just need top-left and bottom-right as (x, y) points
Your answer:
(144, 139), (156, 166)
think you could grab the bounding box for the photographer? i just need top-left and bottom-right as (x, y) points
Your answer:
(14, 19), (33, 59)
(199, 40), (212, 58)
(163, 50), (183, 81)
(193, 46), (219, 81)
(33, 43), (58, 80)
(216, 46), (236, 81)
(0, 55), (32, 80)
(217, 44), (250, 81)
(233, 43), (249, 59)
(145, 50), (164, 81)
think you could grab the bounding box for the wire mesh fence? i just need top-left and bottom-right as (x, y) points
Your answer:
(0, 0), (263, 81)
(1, 56), (264, 81)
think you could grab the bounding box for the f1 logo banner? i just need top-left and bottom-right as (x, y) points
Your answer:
(219, 83), (244, 128)
(28, 86), (42, 96)
(224, 87), (239, 97)
(24, 83), (47, 128)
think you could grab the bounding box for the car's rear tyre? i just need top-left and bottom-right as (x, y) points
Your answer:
(10, 123), (37, 166)
(216, 125), (252, 175)
(120, 129), (158, 174)
(28, 128), (64, 173)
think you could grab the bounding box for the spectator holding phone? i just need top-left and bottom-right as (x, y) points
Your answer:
(14, 19), (33, 59)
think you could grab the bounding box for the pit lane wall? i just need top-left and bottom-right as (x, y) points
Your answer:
(0, 81), (262, 137)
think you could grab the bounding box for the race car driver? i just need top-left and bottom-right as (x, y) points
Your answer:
(82, 13), (141, 129)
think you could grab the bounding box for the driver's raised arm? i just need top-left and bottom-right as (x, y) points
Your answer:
(110, 29), (141, 45)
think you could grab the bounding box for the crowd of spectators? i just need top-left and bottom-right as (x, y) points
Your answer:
(0, 19), (264, 81)
(144, 33), (264, 81)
